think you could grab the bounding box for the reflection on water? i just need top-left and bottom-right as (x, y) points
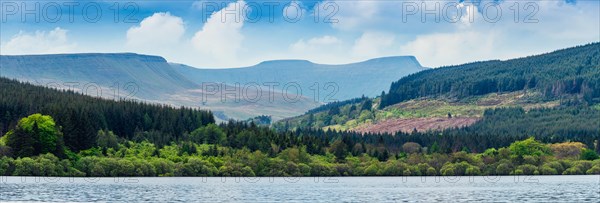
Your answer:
(1, 175), (599, 202)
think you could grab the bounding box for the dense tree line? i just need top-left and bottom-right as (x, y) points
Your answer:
(396, 107), (600, 154)
(276, 98), (374, 131)
(380, 43), (600, 108)
(0, 108), (598, 177)
(306, 96), (369, 114)
(0, 78), (214, 151)
(3, 75), (597, 161)
(0, 137), (598, 177)
(312, 107), (600, 155)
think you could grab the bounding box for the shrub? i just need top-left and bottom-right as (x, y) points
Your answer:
(0, 156), (14, 175)
(586, 166), (600, 175)
(426, 167), (437, 176)
(441, 164), (456, 176)
(539, 166), (558, 175)
(581, 149), (599, 160)
(496, 163), (513, 175)
(402, 142), (422, 154)
(465, 166), (481, 175)
(563, 167), (583, 175)
(516, 164), (538, 175)
(550, 142), (586, 159)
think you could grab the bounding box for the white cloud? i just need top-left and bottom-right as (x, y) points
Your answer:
(396, 0), (600, 68)
(457, 3), (477, 27)
(126, 12), (185, 49)
(323, 0), (380, 31)
(400, 31), (498, 68)
(1, 27), (75, 55)
(191, 0), (246, 62)
(290, 35), (341, 52)
(351, 32), (396, 58)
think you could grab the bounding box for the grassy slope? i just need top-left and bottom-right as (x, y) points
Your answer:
(280, 91), (560, 132)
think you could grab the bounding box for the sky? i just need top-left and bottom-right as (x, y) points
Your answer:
(0, 0), (599, 68)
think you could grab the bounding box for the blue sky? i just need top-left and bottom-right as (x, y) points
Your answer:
(1, 0), (599, 68)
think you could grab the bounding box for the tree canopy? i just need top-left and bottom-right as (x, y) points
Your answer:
(5, 114), (65, 157)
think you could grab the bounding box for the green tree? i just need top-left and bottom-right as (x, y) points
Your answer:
(190, 124), (226, 145)
(330, 139), (348, 161)
(581, 149), (599, 160)
(509, 137), (551, 158)
(97, 130), (119, 150)
(360, 99), (372, 111)
(402, 142), (421, 154)
(6, 114), (65, 157)
(429, 142), (440, 154)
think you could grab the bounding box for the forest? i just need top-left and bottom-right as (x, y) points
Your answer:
(0, 114), (599, 177)
(0, 90), (598, 177)
(0, 78), (214, 151)
(1, 43), (600, 177)
(380, 43), (600, 108)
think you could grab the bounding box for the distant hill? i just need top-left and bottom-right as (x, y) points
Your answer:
(276, 43), (600, 135)
(171, 56), (426, 101)
(1, 53), (424, 121)
(0, 53), (319, 120)
(0, 53), (196, 100)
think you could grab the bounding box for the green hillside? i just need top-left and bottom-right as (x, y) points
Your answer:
(276, 43), (600, 135)
(381, 43), (600, 108)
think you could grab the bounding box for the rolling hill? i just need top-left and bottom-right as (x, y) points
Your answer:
(276, 43), (600, 135)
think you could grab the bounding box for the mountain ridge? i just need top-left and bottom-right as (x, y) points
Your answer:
(172, 55), (426, 101)
(0, 53), (197, 100)
(1, 53), (425, 120)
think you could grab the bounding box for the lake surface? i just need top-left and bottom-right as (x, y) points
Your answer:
(1, 175), (598, 202)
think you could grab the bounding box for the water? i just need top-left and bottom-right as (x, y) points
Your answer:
(1, 176), (598, 202)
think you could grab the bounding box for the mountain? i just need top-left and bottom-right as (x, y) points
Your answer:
(276, 43), (600, 135)
(0, 53), (196, 100)
(0, 53), (318, 121)
(1, 53), (425, 121)
(171, 56), (426, 101)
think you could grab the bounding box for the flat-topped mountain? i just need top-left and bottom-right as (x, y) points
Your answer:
(1, 53), (425, 120)
(171, 56), (426, 101)
(0, 53), (197, 99)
